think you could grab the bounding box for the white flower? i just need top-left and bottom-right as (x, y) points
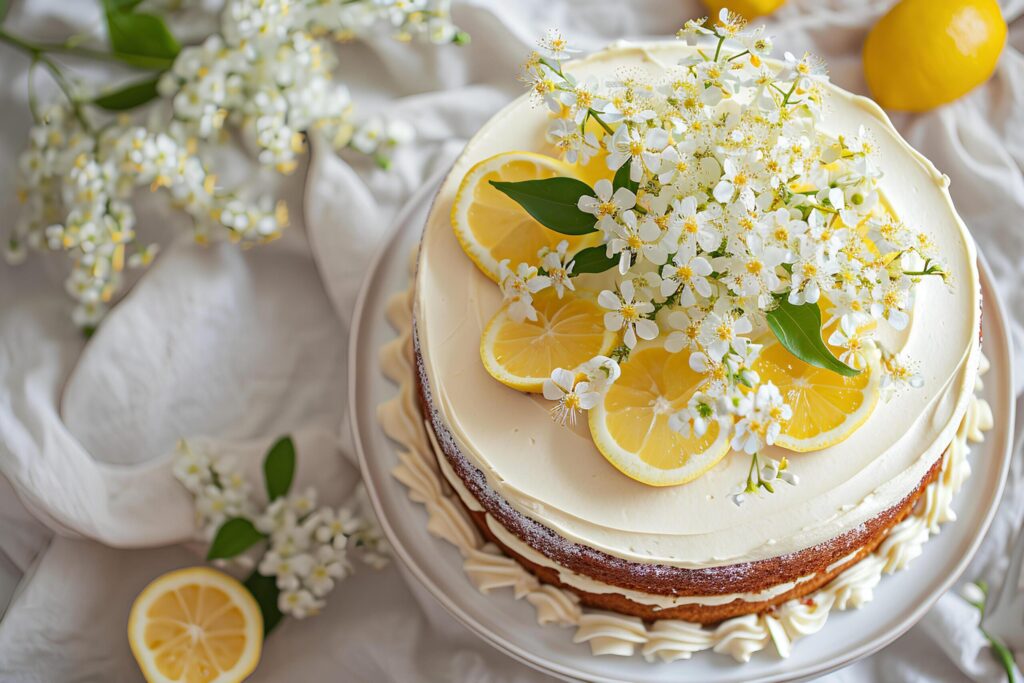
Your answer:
(668, 393), (716, 438)
(607, 210), (667, 272)
(699, 308), (753, 362)
(278, 588), (324, 619)
(306, 545), (349, 597)
(788, 238), (839, 305)
(869, 271), (913, 330)
(172, 444), (213, 493)
(672, 196), (721, 253)
(498, 260), (550, 322)
(549, 119), (600, 164)
(731, 382), (792, 454)
(605, 126), (647, 182)
(598, 280), (659, 348)
(660, 244), (713, 304)
(577, 178), (635, 224)
(663, 309), (702, 354)
(576, 355), (621, 393)
(827, 317), (871, 370)
(542, 367), (600, 426)
(260, 550), (316, 591)
(540, 240), (575, 298)
(713, 155), (762, 210)
(882, 354), (924, 392)
(315, 507), (361, 544)
(537, 28), (579, 62)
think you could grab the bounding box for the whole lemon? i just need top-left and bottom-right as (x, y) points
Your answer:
(863, 0), (1006, 112)
(703, 0), (786, 21)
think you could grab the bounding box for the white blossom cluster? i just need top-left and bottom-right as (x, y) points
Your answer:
(174, 441), (259, 540)
(7, 0), (463, 327)
(8, 106), (288, 326)
(255, 487), (388, 618)
(172, 441), (389, 620)
(159, 0), (462, 173)
(508, 16), (942, 464)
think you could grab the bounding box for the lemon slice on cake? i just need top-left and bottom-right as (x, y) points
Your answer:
(128, 567), (263, 683)
(451, 152), (600, 281)
(753, 341), (881, 452)
(588, 346), (730, 486)
(481, 288), (617, 393)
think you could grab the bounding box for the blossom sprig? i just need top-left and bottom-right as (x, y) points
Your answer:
(173, 436), (388, 630)
(491, 18), (948, 494)
(730, 453), (798, 507)
(3, 0), (464, 329)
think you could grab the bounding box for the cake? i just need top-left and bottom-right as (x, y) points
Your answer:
(380, 18), (995, 662)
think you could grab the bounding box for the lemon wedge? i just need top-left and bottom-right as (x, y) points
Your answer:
(128, 567), (263, 683)
(588, 346), (730, 486)
(753, 341), (880, 452)
(451, 152), (600, 281)
(480, 288), (617, 393)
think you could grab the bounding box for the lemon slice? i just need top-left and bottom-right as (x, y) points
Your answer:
(588, 347), (730, 486)
(129, 567), (263, 683)
(753, 341), (880, 452)
(452, 151), (600, 281)
(480, 288), (617, 393)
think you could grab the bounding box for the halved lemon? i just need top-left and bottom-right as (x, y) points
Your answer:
(451, 151), (600, 281)
(128, 567), (263, 683)
(480, 288), (617, 393)
(588, 346), (730, 486)
(753, 341), (880, 452)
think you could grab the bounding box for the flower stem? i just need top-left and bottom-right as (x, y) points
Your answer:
(0, 28), (92, 131)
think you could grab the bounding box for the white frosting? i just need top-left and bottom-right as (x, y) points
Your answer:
(380, 271), (993, 662)
(414, 41), (982, 569)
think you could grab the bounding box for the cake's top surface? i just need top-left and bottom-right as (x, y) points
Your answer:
(415, 41), (980, 569)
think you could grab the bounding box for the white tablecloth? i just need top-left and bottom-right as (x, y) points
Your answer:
(1, 0), (1023, 680)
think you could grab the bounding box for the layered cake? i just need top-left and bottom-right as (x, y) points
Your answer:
(380, 16), (994, 661)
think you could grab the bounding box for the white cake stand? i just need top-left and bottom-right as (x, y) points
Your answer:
(349, 174), (1016, 683)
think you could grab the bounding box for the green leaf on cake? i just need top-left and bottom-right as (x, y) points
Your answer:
(206, 517), (267, 560)
(765, 296), (860, 378)
(263, 436), (296, 502)
(571, 245), (617, 275)
(612, 161), (638, 195)
(489, 177), (597, 235)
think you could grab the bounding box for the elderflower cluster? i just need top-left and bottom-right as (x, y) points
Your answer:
(9, 106), (290, 326)
(7, 0), (463, 327)
(160, 0), (459, 173)
(500, 17), (946, 475)
(173, 442), (260, 541)
(172, 441), (389, 620)
(255, 487), (387, 618)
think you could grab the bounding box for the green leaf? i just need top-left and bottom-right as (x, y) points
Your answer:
(244, 570), (284, 636)
(489, 178), (597, 235)
(0, 1), (9, 22)
(263, 436), (295, 502)
(765, 296), (860, 378)
(93, 76), (160, 111)
(206, 518), (267, 561)
(612, 161), (638, 195)
(106, 11), (180, 60)
(571, 245), (617, 275)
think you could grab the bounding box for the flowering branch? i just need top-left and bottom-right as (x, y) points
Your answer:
(174, 436), (389, 633)
(4, 0), (465, 330)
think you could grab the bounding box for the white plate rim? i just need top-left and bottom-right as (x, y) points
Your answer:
(349, 174), (1016, 683)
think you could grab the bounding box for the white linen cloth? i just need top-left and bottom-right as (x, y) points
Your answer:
(0, 0), (1022, 680)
